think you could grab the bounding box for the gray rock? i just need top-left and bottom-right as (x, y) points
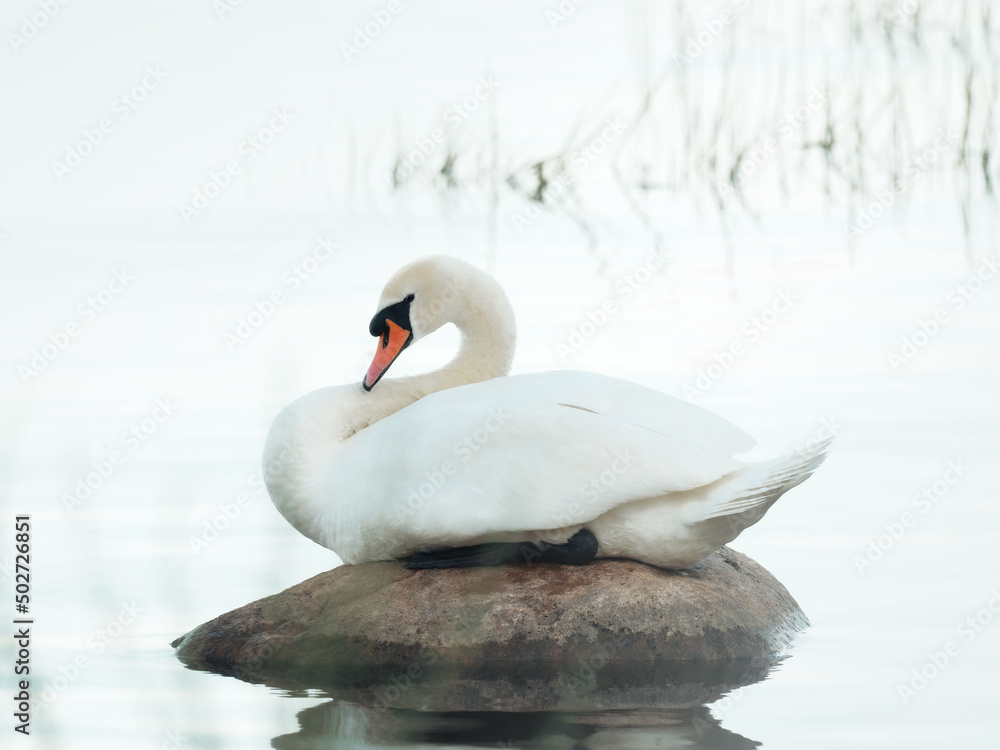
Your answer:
(173, 547), (807, 711)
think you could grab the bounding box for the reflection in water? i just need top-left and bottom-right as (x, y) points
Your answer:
(273, 700), (760, 749)
(258, 658), (775, 749)
(178, 626), (783, 747)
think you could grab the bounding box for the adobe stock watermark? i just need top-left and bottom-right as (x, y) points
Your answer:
(188, 470), (268, 554)
(376, 609), (481, 704)
(887, 258), (998, 371)
(214, 0), (248, 21)
(545, 0), (589, 30)
(188, 438), (301, 554)
(261, 436), (304, 487)
(853, 460), (969, 575)
(17, 268), (134, 384)
(496, 646), (611, 750)
(553, 246), (668, 361)
(341, 0), (404, 65)
(791, 417), (839, 457)
(192, 437), (301, 553)
(885, 0), (919, 28)
(61, 398), (179, 512)
(388, 75), (500, 187)
(379, 651), (441, 703)
(178, 107), (295, 223)
(52, 65), (169, 182)
(719, 87), (827, 197)
(8, 0), (71, 53)
(682, 288), (800, 402)
(577, 451), (636, 506)
(844, 129), (959, 238)
(510, 116), (628, 233)
(392, 408), (510, 527)
(224, 236), (337, 352)
(564, 646), (611, 696)
(897, 589), (1000, 704)
(715, 419), (837, 539)
(696, 686), (747, 737)
(674, 0), (750, 69)
(35, 601), (142, 711)
(0, 556), (14, 582)
(536, 450), (637, 537)
(409, 275), (463, 331)
(161, 729), (188, 750)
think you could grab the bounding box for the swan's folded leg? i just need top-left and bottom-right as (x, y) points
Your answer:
(522, 528), (598, 565)
(404, 529), (598, 569)
(403, 541), (522, 568)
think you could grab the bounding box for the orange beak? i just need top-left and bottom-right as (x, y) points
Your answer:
(364, 319), (413, 391)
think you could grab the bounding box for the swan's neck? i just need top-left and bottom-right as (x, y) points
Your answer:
(369, 272), (517, 412)
(263, 268), (516, 553)
(403, 316), (515, 396)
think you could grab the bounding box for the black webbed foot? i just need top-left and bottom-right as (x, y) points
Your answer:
(403, 529), (598, 569)
(524, 528), (599, 565)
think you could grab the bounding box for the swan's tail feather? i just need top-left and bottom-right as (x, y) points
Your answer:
(700, 435), (834, 522)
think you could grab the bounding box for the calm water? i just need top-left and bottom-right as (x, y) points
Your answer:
(1, 214), (997, 748)
(2, 1), (999, 747)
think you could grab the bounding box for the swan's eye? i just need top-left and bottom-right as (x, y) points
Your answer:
(405, 294), (415, 303)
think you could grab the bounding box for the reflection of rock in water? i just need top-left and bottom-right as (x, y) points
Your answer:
(272, 701), (760, 749)
(309, 655), (774, 713)
(174, 548), (808, 702)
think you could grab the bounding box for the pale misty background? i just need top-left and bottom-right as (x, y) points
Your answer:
(0, 0), (998, 748)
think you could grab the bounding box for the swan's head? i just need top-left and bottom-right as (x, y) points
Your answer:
(363, 255), (513, 391)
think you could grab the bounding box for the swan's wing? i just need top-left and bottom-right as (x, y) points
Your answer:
(459, 371), (757, 457)
(342, 372), (752, 550)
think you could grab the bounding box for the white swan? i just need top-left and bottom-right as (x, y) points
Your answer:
(263, 255), (830, 569)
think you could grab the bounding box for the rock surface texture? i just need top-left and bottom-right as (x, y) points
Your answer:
(173, 547), (807, 710)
